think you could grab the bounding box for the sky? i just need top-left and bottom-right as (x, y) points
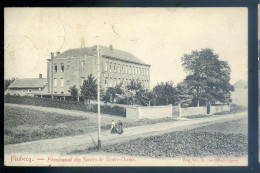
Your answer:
(4, 8), (248, 87)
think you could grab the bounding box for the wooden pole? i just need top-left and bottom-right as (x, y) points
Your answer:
(97, 44), (101, 149)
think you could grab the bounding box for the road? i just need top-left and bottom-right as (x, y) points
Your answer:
(4, 104), (247, 155)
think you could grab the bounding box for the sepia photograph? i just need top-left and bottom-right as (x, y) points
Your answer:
(4, 7), (248, 166)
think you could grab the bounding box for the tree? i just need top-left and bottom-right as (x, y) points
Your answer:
(80, 74), (97, 104)
(68, 85), (78, 101)
(175, 81), (193, 107)
(181, 48), (234, 106)
(153, 81), (177, 106)
(4, 77), (16, 92)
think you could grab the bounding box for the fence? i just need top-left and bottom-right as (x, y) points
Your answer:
(172, 105), (180, 117)
(126, 104), (231, 119)
(210, 105), (230, 115)
(180, 106), (207, 117)
(126, 105), (172, 119)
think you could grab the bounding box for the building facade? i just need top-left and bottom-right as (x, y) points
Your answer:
(47, 45), (151, 95)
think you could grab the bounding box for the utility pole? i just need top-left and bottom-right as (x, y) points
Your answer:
(97, 44), (101, 149)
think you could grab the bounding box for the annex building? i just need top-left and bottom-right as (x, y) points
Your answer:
(47, 45), (151, 96)
(5, 74), (47, 96)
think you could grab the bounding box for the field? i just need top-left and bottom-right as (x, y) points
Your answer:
(4, 106), (92, 144)
(4, 106), (178, 145)
(101, 117), (247, 158)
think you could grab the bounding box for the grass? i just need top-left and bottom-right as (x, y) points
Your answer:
(4, 106), (177, 145)
(4, 106), (93, 144)
(101, 118), (247, 158)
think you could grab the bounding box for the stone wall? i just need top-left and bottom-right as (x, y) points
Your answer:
(210, 105), (230, 115)
(180, 106), (207, 117)
(126, 105), (172, 119)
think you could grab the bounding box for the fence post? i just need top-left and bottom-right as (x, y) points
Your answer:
(178, 104), (182, 117)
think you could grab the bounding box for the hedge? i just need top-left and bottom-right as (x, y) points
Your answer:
(4, 95), (126, 117)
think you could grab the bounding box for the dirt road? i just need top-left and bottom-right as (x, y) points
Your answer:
(5, 108), (247, 155)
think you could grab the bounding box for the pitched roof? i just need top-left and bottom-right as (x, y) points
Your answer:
(54, 45), (150, 66)
(8, 78), (47, 89)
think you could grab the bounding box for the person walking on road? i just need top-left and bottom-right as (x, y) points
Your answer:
(117, 120), (124, 134)
(110, 120), (117, 134)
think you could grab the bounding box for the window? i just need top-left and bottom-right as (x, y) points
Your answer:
(114, 63), (117, 72)
(28, 89), (31, 93)
(105, 78), (108, 87)
(61, 92), (64, 94)
(104, 62), (108, 71)
(22, 90), (25, 92)
(110, 62), (112, 72)
(118, 64), (121, 73)
(82, 61), (85, 67)
(81, 77), (85, 86)
(61, 78), (64, 88)
(122, 65), (124, 74)
(129, 66), (131, 74)
(54, 78), (57, 87)
(61, 63), (64, 72)
(139, 67), (141, 75)
(110, 78), (112, 87)
(54, 65), (57, 72)
(126, 65), (128, 74)
(136, 67), (138, 75)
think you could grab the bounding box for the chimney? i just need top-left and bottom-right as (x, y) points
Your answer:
(56, 52), (60, 56)
(51, 52), (54, 58)
(109, 45), (113, 51)
(39, 74), (42, 79)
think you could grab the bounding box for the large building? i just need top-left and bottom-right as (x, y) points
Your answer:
(47, 45), (151, 95)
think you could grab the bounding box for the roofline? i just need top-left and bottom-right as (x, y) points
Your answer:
(101, 55), (151, 67)
(9, 86), (46, 89)
(48, 46), (151, 67)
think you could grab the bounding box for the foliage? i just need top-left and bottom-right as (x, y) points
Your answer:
(113, 80), (150, 106)
(175, 81), (193, 107)
(4, 77), (16, 91)
(181, 49), (234, 106)
(80, 74), (97, 104)
(153, 81), (178, 106)
(68, 85), (78, 101)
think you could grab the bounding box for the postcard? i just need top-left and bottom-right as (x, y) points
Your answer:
(4, 7), (248, 166)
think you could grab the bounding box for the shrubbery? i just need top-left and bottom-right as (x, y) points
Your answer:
(4, 95), (126, 117)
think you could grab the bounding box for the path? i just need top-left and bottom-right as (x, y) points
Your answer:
(5, 110), (247, 155)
